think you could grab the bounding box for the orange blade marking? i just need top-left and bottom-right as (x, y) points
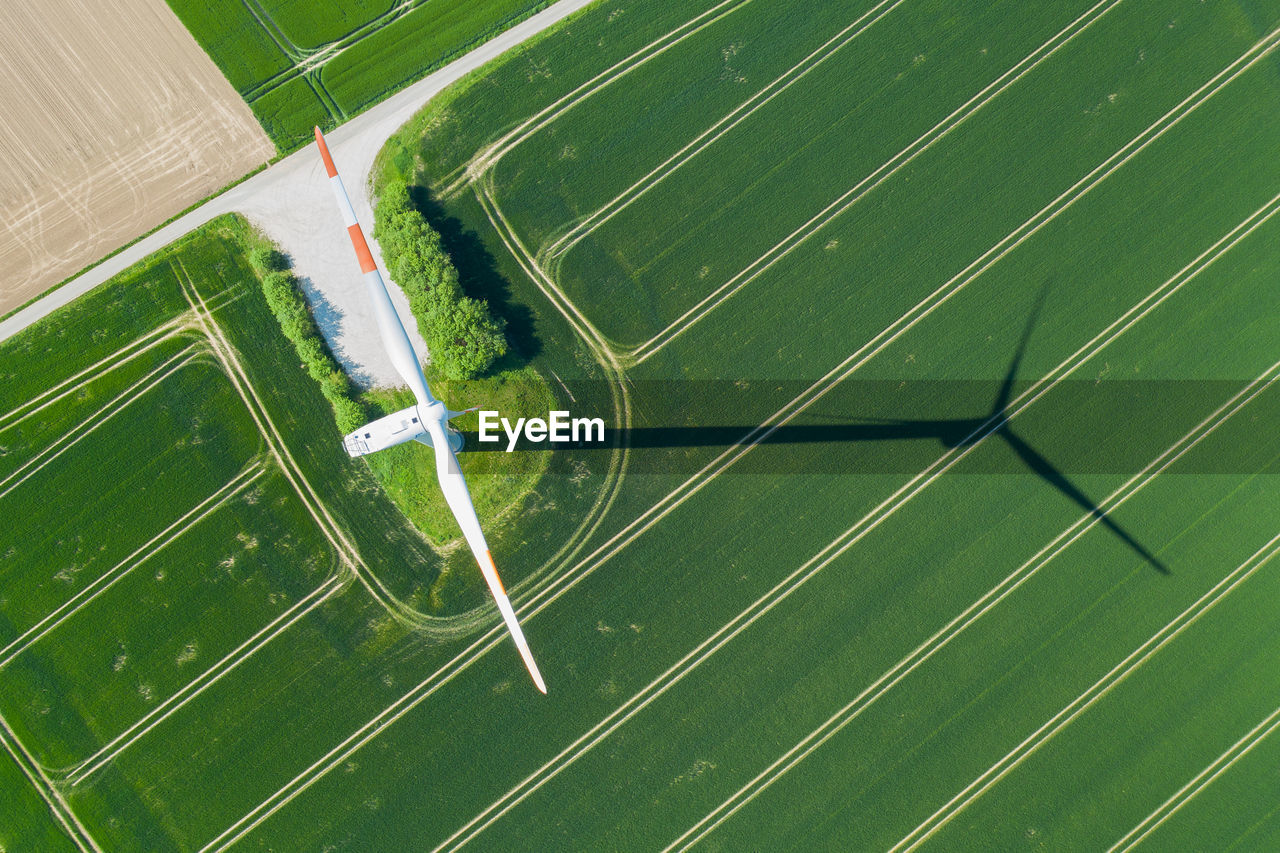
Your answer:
(314, 126), (338, 177)
(482, 549), (506, 596)
(347, 224), (377, 274)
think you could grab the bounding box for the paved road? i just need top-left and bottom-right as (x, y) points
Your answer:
(0, 0), (597, 385)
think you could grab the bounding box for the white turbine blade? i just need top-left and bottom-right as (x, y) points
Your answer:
(426, 420), (547, 693)
(314, 127), (435, 409)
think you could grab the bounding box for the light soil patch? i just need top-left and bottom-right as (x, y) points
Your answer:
(0, 0), (273, 314)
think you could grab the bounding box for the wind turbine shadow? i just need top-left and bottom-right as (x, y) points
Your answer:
(855, 281), (1167, 574)
(501, 280), (1170, 575)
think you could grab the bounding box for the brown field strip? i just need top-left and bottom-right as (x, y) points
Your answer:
(0, 0), (273, 314)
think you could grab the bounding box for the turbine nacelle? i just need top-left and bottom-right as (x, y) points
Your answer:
(341, 404), (464, 457)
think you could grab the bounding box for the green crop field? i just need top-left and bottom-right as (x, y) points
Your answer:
(8, 0), (1280, 850)
(164, 0), (553, 152)
(317, 0), (1280, 848)
(0, 215), (608, 849)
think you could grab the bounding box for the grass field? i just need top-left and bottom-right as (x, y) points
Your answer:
(7, 0), (1280, 849)
(0, 215), (610, 849)
(309, 0), (1280, 848)
(360, 362), (556, 546)
(164, 0), (553, 151)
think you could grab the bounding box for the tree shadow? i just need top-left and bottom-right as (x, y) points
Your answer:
(292, 271), (375, 387)
(406, 184), (542, 364)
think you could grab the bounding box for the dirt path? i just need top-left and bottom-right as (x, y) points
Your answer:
(0, 0), (599, 388)
(0, 0), (274, 314)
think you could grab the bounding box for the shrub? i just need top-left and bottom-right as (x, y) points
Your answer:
(377, 180), (413, 220)
(261, 271), (295, 313)
(249, 236), (367, 436)
(333, 396), (366, 433)
(277, 300), (312, 342)
(374, 179), (507, 379)
(426, 297), (508, 380)
(320, 371), (350, 403)
(294, 335), (326, 366)
(249, 246), (290, 274)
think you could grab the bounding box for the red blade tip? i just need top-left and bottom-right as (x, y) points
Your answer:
(314, 127), (338, 177)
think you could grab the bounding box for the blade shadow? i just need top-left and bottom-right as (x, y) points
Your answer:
(465, 278), (1169, 574)
(559, 419), (1166, 573)
(990, 276), (1050, 418)
(1000, 429), (1169, 574)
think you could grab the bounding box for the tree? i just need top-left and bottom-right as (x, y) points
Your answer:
(251, 235), (367, 435)
(427, 296), (508, 380)
(374, 179), (509, 380)
(249, 246), (289, 274)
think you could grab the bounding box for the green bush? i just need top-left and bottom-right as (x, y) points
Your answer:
(277, 300), (313, 342)
(249, 236), (367, 435)
(426, 297), (507, 381)
(373, 179), (507, 379)
(261, 272), (295, 314)
(306, 358), (332, 384)
(320, 371), (351, 403)
(295, 335), (327, 367)
(333, 396), (367, 433)
(377, 180), (413, 219)
(249, 246), (290, 273)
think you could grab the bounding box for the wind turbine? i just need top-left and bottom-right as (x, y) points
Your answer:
(314, 127), (547, 693)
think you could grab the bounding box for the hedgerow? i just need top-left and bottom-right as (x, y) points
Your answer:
(373, 180), (507, 379)
(247, 243), (366, 432)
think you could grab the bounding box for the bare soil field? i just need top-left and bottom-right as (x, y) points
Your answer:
(0, 0), (274, 315)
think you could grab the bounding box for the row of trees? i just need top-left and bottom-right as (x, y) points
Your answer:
(248, 245), (366, 433)
(373, 180), (507, 380)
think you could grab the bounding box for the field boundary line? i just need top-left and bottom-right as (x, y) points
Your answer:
(65, 574), (346, 786)
(541, 0), (907, 260)
(0, 346), (205, 501)
(199, 81), (650, 841)
(0, 712), (100, 853)
(439, 211), (1280, 852)
(628, 16), (1280, 364)
(626, 0), (1124, 362)
(0, 462), (266, 669)
(892, 526), (1280, 852)
(0, 316), (187, 430)
(453, 36), (1280, 656)
(204, 286), (251, 315)
(477, 177), (625, 379)
(447, 0), (753, 194)
(669, 356), (1280, 852)
(1110, 701), (1280, 852)
(179, 237), (625, 638)
(472, 176), (634, 605)
(240, 0), (307, 63)
(0, 327), (202, 434)
(237, 0), (461, 105)
(236, 0), (423, 100)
